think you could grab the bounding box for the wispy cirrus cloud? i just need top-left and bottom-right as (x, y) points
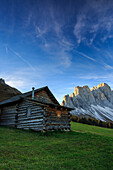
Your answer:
(34, 22), (72, 68)
(74, 50), (96, 62)
(35, 26), (47, 39)
(0, 68), (43, 92)
(25, 3), (74, 69)
(56, 50), (72, 68)
(80, 74), (113, 80)
(105, 51), (113, 59)
(74, 0), (113, 45)
(104, 64), (113, 70)
(7, 46), (36, 71)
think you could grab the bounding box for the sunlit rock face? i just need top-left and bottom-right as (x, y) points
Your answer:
(73, 86), (95, 107)
(91, 83), (113, 106)
(62, 95), (74, 108)
(61, 83), (113, 122)
(0, 78), (22, 102)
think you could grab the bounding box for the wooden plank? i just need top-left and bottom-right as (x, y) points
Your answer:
(46, 124), (70, 128)
(18, 110), (43, 115)
(45, 118), (70, 123)
(18, 115), (43, 121)
(17, 106), (43, 111)
(45, 125), (70, 130)
(1, 115), (16, 119)
(45, 116), (70, 119)
(18, 119), (43, 124)
(2, 109), (17, 113)
(17, 125), (43, 129)
(46, 112), (57, 115)
(31, 110), (44, 114)
(3, 106), (17, 110)
(45, 117), (70, 121)
(45, 121), (71, 125)
(18, 103), (43, 109)
(16, 101), (45, 131)
(2, 111), (16, 114)
(17, 122), (43, 127)
(17, 113), (27, 117)
(45, 122), (71, 125)
(33, 90), (54, 103)
(0, 122), (15, 125)
(18, 113), (43, 119)
(0, 118), (16, 123)
(30, 128), (43, 131)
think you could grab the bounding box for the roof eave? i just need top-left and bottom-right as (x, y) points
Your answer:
(26, 98), (74, 111)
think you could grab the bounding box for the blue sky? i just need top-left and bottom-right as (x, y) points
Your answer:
(1, 0), (113, 103)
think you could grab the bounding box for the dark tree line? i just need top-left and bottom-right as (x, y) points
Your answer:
(71, 115), (113, 129)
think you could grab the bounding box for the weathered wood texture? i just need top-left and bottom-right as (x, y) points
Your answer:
(0, 105), (17, 127)
(17, 100), (45, 131)
(29, 90), (54, 103)
(44, 107), (71, 131)
(0, 100), (71, 131)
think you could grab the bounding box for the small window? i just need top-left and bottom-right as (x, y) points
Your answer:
(27, 107), (31, 117)
(57, 110), (61, 117)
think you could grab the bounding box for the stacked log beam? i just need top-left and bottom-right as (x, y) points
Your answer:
(17, 101), (44, 131)
(45, 107), (71, 131)
(0, 99), (71, 131)
(0, 105), (17, 127)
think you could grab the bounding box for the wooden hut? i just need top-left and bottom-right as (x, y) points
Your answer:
(0, 86), (73, 131)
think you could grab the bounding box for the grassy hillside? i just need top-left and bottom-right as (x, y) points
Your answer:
(0, 79), (21, 102)
(71, 121), (113, 137)
(0, 123), (113, 169)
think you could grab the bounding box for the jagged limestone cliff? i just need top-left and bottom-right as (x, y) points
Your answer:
(62, 83), (113, 122)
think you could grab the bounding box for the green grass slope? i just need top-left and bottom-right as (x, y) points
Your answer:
(0, 123), (113, 169)
(71, 121), (113, 137)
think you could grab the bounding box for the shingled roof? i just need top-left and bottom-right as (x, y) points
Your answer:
(0, 95), (22, 106)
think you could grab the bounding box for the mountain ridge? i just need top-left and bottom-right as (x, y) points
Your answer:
(61, 83), (113, 122)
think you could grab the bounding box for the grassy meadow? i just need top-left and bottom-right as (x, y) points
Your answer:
(0, 122), (113, 169)
(71, 121), (113, 137)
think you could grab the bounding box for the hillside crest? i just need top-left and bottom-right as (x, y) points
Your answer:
(0, 78), (22, 102)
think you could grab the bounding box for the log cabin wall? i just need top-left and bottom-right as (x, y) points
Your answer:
(17, 100), (45, 131)
(0, 105), (17, 127)
(0, 99), (71, 131)
(45, 107), (71, 131)
(36, 90), (54, 103)
(28, 90), (54, 103)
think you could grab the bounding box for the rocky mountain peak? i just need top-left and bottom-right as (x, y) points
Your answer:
(97, 83), (110, 88)
(62, 83), (113, 122)
(74, 85), (90, 96)
(62, 95), (74, 108)
(91, 86), (97, 91)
